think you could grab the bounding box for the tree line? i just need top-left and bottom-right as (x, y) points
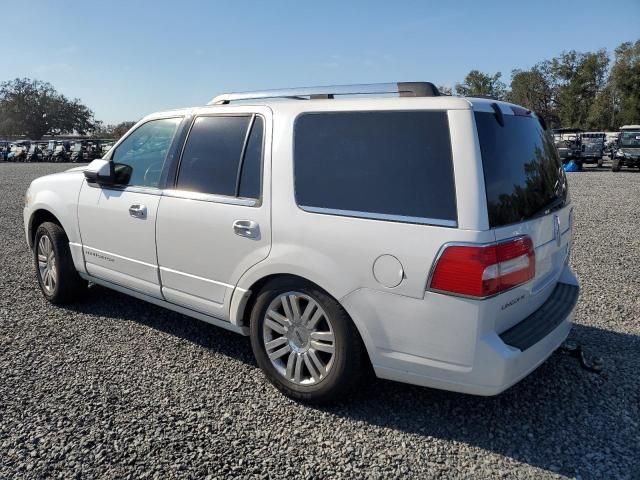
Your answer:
(450, 39), (639, 130)
(0, 78), (135, 140)
(0, 39), (638, 139)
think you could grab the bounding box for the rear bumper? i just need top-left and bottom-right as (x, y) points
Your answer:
(342, 267), (579, 396)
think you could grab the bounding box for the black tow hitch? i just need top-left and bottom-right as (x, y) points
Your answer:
(560, 340), (603, 373)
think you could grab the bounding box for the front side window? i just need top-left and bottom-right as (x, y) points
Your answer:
(176, 115), (263, 199)
(294, 111), (457, 223)
(111, 117), (181, 188)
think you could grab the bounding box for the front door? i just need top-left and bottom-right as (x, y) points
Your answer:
(78, 117), (183, 298)
(155, 108), (271, 320)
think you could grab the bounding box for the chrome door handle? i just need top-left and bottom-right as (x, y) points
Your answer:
(233, 220), (260, 239)
(129, 204), (147, 219)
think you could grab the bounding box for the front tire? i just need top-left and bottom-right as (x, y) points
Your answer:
(33, 222), (87, 304)
(249, 278), (367, 403)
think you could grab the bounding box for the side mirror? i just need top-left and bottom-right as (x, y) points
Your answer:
(84, 159), (114, 185)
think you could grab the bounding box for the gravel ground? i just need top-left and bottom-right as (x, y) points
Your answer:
(1, 162), (638, 479)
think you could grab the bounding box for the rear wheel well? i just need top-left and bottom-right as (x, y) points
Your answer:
(239, 273), (372, 358)
(239, 274), (305, 328)
(29, 210), (63, 248)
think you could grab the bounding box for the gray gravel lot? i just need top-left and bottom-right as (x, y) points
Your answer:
(1, 162), (639, 479)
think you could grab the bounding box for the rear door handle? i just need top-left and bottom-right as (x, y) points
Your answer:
(233, 220), (260, 239)
(129, 204), (147, 219)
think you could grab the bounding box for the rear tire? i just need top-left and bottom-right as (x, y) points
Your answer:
(249, 278), (367, 403)
(33, 222), (87, 304)
(611, 158), (621, 172)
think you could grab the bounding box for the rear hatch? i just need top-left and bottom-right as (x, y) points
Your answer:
(474, 105), (572, 333)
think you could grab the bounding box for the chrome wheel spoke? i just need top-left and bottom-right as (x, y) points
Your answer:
(285, 351), (297, 380)
(306, 309), (323, 330)
(310, 331), (334, 343)
(307, 350), (325, 379)
(310, 339), (334, 355)
(281, 295), (296, 323)
(265, 336), (288, 353)
(293, 353), (304, 383)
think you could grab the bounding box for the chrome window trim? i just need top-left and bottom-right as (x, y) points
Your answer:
(299, 205), (457, 227)
(162, 188), (258, 207)
(87, 182), (164, 196)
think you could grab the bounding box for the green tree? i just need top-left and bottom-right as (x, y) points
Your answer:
(0, 78), (95, 139)
(549, 50), (609, 129)
(455, 70), (506, 100)
(507, 66), (559, 127)
(609, 40), (640, 126)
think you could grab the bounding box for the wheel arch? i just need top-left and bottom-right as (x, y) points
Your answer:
(230, 272), (375, 364)
(28, 208), (64, 248)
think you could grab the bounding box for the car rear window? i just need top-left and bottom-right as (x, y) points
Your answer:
(294, 111), (456, 225)
(475, 111), (568, 228)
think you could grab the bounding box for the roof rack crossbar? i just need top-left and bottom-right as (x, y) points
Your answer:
(207, 82), (440, 105)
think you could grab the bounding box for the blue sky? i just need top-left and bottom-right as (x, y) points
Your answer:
(1, 0), (638, 124)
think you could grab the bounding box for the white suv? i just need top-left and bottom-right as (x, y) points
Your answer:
(24, 83), (579, 403)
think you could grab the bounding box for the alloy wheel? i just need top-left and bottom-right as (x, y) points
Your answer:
(37, 235), (57, 294)
(263, 292), (336, 386)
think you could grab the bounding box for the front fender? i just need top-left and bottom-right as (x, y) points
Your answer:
(24, 171), (85, 253)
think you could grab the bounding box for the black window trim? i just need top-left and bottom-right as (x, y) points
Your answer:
(167, 113), (265, 206)
(292, 109), (458, 228)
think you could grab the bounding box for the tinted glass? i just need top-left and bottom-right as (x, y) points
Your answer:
(238, 115), (263, 199)
(177, 116), (250, 196)
(294, 111), (456, 222)
(619, 131), (640, 147)
(112, 118), (181, 187)
(475, 112), (568, 228)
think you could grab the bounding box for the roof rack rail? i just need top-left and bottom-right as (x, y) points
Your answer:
(207, 82), (440, 105)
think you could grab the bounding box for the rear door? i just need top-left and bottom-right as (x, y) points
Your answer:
(474, 105), (572, 331)
(155, 107), (271, 320)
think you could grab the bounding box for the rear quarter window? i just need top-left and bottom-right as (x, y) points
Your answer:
(294, 111), (457, 224)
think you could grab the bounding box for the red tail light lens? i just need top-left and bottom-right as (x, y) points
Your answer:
(429, 236), (535, 298)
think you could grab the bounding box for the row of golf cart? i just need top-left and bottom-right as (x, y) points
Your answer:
(0, 139), (113, 163)
(553, 125), (640, 171)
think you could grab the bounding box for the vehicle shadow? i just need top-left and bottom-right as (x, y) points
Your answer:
(62, 285), (639, 477)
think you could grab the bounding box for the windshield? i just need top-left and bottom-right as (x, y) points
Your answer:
(619, 132), (640, 147)
(476, 112), (568, 228)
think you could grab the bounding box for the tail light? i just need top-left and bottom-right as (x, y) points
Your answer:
(429, 236), (535, 298)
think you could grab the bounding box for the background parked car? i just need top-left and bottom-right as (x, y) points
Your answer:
(553, 128), (583, 166)
(69, 141), (86, 162)
(8, 143), (29, 162)
(50, 143), (70, 162)
(26, 143), (45, 162)
(612, 125), (640, 171)
(580, 132), (606, 167)
(0, 141), (9, 161)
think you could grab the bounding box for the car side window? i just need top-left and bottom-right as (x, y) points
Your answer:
(176, 115), (263, 199)
(111, 118), (181, 188)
